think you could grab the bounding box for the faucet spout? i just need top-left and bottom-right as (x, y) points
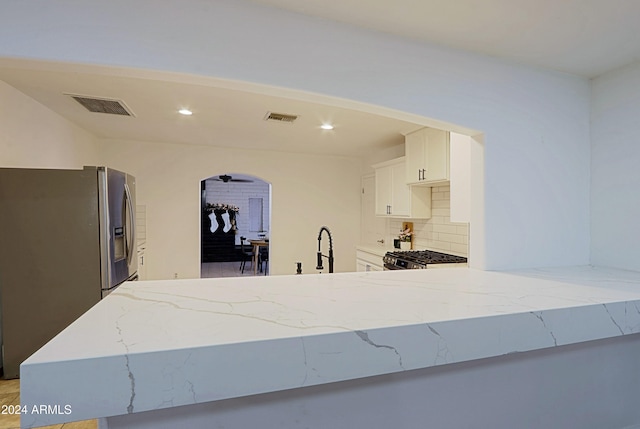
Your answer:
(316, 226), (334, 273)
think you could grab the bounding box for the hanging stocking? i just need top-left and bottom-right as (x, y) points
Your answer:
(221, 211), (232, 233)
(229, 211), (237, 231)
(208, 212), (219, 233)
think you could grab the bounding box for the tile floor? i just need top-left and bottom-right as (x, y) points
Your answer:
(0, 378), (96, 429)
(201, 261), (267, 278)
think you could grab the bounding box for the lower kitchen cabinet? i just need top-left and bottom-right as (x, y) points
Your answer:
(356, 259), (383, 272)
(137, 244), (147, 280)
(373, 156), (431, 218)
(356, 247), (386, 271)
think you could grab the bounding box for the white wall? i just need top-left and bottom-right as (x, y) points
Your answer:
(590, 61), (640, 272)
(0, 81), (99, 168)
(0, 0), (592, 270)
(98, 139), (362, 279)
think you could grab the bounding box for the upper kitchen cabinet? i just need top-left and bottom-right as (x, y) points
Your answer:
(405, 127), (450, 185)
(373, 157), (431, 218)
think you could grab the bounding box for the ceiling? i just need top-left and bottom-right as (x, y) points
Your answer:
(249, 0), (640, 78)
(0, 61), (425, 157)
(2, 1), (639, 156)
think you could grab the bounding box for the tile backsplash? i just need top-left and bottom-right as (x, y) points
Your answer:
(388, 185), (468, 256)
(136, 204), (147, 245)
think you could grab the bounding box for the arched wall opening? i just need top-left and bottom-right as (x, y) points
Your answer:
(200, 173), (272, 277)
(0, 58), (486, 278)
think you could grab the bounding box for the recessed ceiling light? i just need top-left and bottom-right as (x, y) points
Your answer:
(320, 124), (334, 130)
(178, 108), (193, 116)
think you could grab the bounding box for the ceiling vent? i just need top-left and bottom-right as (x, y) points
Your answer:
(264, 112), (298, 123)
(67, 94), (135, 117)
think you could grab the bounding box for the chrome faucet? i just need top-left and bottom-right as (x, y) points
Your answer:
(316, 226), (334, 273)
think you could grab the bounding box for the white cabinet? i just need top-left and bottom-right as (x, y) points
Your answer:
(137, 244), (147, 280)
(375, 162), (395, 215)
(361, 175), (386, 244)
(405, 127), (450, 185)
(356, 260), (383, 272)
(373, 157), (431, 218)
(356, 248), (385, 272)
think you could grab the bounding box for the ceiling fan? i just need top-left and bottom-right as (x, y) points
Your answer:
(213, 174), (254, 183)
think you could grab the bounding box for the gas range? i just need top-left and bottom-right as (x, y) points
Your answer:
(383, 250), (467, 270)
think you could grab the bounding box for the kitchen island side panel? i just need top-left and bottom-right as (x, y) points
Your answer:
(104, 333), (640, 429)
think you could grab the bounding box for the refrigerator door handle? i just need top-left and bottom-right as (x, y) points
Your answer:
(124, 182), (136, 265)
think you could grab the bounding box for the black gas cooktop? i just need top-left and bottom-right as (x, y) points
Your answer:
(383, 250), (467, 270)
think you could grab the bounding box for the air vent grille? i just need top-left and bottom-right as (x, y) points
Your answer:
(264, 112), (298, 123)
(68, 95), (134, 116)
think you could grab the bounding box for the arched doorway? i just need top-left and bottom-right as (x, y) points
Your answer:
(200, 173), (272, 278)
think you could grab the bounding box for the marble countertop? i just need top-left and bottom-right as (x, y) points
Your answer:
(20, 266), (640, 427)
(356, 243), (467, 258)
(355, 243), (390, 256)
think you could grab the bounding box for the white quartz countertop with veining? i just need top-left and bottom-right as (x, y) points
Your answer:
(20, 266), (640, 427)
(355, 244), (390, 256)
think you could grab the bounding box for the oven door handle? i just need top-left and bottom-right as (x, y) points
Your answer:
(384, 263), (403, 270)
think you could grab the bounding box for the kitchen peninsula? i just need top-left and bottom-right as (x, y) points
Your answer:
(20, 266), (640, 429)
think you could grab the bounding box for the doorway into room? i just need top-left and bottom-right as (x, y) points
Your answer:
(200, 173), (272, 278)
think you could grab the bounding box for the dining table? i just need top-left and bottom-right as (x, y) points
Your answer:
(248, 239), (269, 275)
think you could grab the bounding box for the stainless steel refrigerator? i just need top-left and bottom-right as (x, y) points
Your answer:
(0, 166), (137, 379)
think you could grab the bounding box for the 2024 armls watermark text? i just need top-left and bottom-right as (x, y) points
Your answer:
(2, 404), (72, 415)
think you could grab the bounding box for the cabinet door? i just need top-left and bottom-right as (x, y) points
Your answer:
(137, 248), (147, 280)
(391, 162), (410, 216)
(405, 130), (426, 184)
(357, 260), (383, 272)
(375, 165), (392, 215)
(424, 128), (449, 183)
(373, 157), (430, 218)
(405, 128), (450, 185)
(361, 175), (387, 242)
